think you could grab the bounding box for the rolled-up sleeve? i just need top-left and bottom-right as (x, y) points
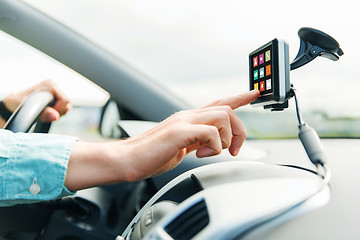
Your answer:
(0, 129), (78, 207)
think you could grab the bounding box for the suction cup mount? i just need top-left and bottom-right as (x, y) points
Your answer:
(290, 27), (344, 70)
(268, 27), (343, 111)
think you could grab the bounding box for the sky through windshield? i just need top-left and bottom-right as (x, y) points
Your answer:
(2, 0), (359, 118)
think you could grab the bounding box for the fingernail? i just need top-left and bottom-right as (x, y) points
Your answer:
(66, 102), (72, 111)
(47, 113), (58, 122)
(43, 111), (60, 122)
(234, 148), (239, 156)
(231, 147), (240, 156)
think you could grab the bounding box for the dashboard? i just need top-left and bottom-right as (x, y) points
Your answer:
(244, 139), (360, 239)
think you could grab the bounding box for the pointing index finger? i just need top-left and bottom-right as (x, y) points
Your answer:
(203, 90), (260, 110)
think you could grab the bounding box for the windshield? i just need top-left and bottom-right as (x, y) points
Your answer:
(20, 0), (360, 138)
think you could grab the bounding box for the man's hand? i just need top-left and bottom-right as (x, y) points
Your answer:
(2, 80), (71, 124)
(65, 90), (260, 191)
(122, 89), (260, 181)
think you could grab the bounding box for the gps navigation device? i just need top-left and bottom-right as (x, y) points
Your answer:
(249, 39), (290, 108)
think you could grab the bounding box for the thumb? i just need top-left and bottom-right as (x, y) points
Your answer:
(203, 89), (260, 110)
(40, 107), (60, 122)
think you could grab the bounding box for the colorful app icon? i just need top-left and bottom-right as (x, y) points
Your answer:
(265, 50), (271, 62)
(254, 70), (258, 80)
(259, 53), (264, 65)
(266, 79), (272, 90)
(253, 56), (258, 67)
(254, 83), (259, 90)
(260, 81), (265, 91)
(259, 67), (264, 78)
(266, 64), (271, 76)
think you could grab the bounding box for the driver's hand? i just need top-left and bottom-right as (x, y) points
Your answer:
(65, 90), (260, 191)
(2, 80), (71, 123)
(119, 89), (260, 181)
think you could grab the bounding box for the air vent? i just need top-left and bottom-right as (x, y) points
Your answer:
(164, 199), (209, 240)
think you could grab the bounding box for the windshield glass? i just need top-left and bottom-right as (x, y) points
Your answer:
(22, 0), (360, 138)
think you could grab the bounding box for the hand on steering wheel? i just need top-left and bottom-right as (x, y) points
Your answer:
(4, 91), (55, 133)
(2, 80), (71, 133)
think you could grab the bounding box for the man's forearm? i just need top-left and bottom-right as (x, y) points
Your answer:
(64, 141), (130, 192)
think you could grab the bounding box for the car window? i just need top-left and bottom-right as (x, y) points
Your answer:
(21, 0), (360, 138)
(0, 30), (109, 139)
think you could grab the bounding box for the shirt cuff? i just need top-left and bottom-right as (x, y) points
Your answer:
(0, 130), (78, 206)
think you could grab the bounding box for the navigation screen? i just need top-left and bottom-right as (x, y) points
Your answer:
(249, 43), (274, 97)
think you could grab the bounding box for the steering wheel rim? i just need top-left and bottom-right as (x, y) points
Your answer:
(3, 91), (55, 133)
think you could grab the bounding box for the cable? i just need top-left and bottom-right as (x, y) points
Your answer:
(289, 88), (305, 125)
(317, 162), (331, 185)
(237, 87), (332, 239)
(291, 84), (331, 191)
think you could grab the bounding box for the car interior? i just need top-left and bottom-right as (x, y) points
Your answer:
(0, 0), (359, 240)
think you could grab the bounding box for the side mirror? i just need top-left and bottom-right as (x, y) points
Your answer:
(99, 99), (124, 139)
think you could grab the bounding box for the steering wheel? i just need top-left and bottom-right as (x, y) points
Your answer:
(3, 91), (55, 133)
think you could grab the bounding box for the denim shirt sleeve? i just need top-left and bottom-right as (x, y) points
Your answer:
(0, 129), (78, 207)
